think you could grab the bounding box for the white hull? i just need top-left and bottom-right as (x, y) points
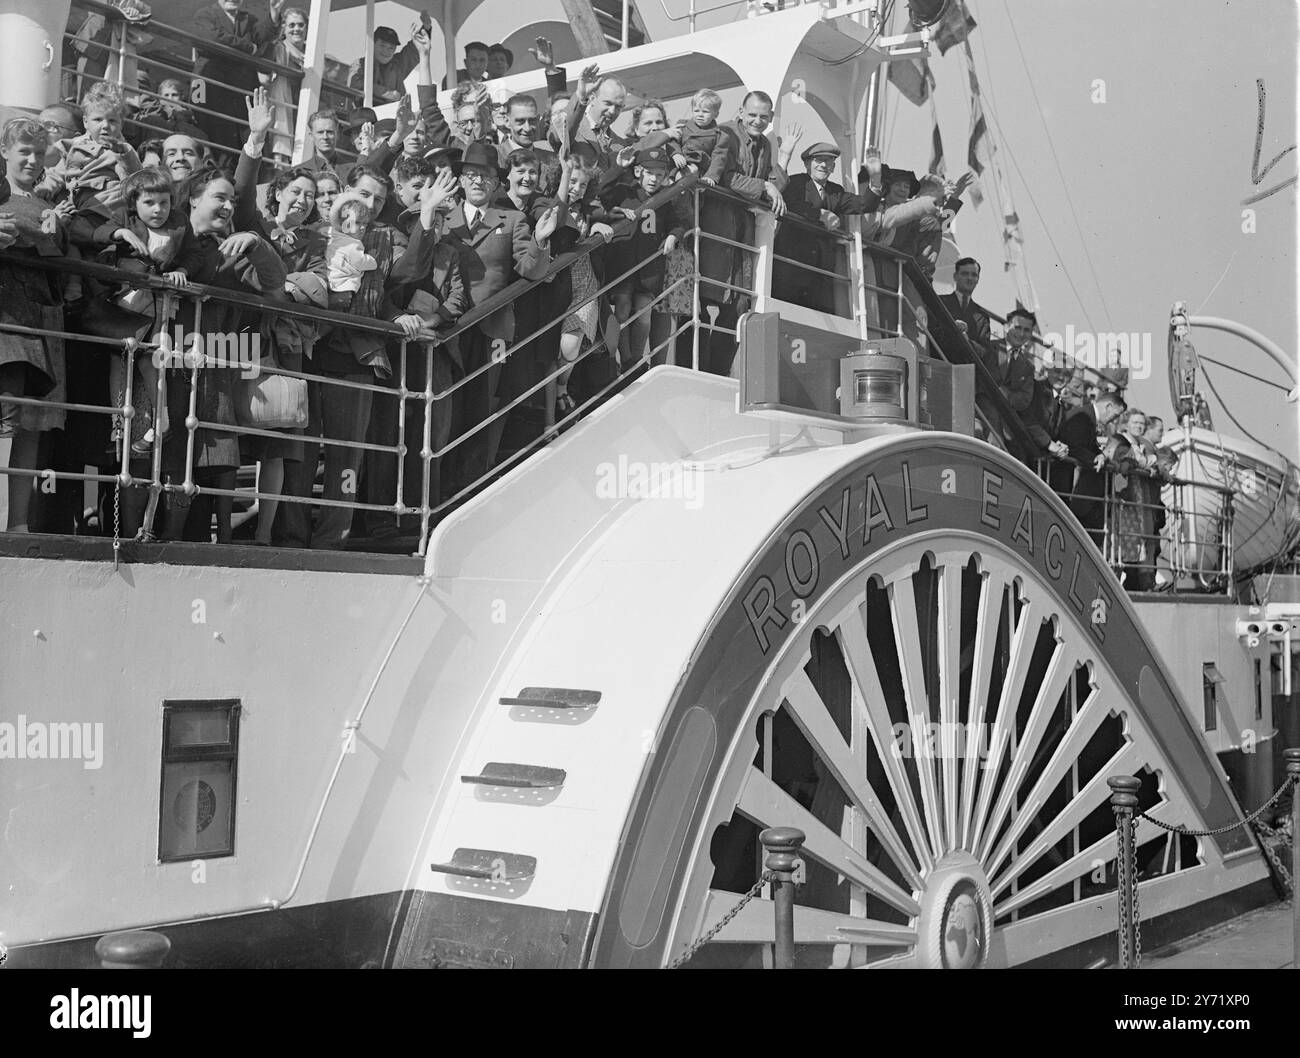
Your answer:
(1164, 426), (1300, 573)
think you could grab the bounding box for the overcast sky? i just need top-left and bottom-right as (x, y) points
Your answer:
(884, 0), (1297, 455)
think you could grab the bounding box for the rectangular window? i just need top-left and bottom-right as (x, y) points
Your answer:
(1202, 663), (1223, 732)
(159, 699), (240, 863)
(1254, 658), (1264, 720)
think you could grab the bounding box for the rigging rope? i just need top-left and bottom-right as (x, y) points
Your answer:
(1001, 0), (1114, 326)
(968, 22), (1097, 333)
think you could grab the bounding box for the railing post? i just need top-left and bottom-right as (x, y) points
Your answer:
(760, 826), (804, 969)
(1287, 748), (1300, 969)
(1108, 775), (1142, 968)
(95, 930), (170, 968)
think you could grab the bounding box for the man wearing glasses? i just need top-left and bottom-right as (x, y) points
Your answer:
(395, 142), (559, 486)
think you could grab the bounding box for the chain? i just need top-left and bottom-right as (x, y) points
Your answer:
(1137, 774), (1297, 837)
(1252, 820), (1293, 896)
(1115, 812), (1131, 968)
(1129, 815), (1142, 966)
(112, 341), (127, 571)
(666, 870), (774, 969)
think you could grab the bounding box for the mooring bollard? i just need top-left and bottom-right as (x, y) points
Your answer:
(1108, 775), (1142, 969)
(94, 930), (170, 968)
(1287, 749), (1300, 971)
(760, 826), (805, 969)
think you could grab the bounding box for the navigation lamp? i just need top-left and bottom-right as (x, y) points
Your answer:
(908, 0), (951, 28)
(840, 351), (908, 420)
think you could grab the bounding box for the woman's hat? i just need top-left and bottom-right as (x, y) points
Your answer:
(880, 165), (919, 197)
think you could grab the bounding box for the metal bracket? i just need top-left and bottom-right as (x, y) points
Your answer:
(461, 763), (567, 789)
(429, 848), (537, 883)
(500, 687), (602, 710)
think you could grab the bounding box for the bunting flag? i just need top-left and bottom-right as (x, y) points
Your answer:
(888, 54), (933, 107)
(929, 97), (945, 176)
(999, 174), (1039, 310)
(933, 1), (977, 55)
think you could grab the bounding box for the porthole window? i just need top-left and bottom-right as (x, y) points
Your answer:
(159, 700), (240, 862)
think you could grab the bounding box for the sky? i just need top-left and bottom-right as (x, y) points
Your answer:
(881, 0), (1298, 456)
(321, 0), (1297, 457)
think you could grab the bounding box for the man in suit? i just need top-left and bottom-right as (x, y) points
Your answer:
(939, 257), (993, 365)
(410, 142), (559, 487)
(998, 308), (1039, 415)
(775, 142), (878, 313)
(193, 0), (285, 148)
(1058, 391), (1126, 549)
(697, 90), (787, 375)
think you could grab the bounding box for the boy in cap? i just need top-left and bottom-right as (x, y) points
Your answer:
(606, 146), (685, 367)
(774, 141), (879, 311)
(349, 19), (424, 102)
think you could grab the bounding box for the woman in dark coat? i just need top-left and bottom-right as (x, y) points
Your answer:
(156, 166), (286, 543)
(236, 96), (329, 541)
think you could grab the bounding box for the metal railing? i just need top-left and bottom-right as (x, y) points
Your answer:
(61, 0), (361, 164)
(0, 167), (1233, 572)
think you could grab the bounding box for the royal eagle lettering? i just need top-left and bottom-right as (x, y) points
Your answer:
(741, 451), (1114, 656)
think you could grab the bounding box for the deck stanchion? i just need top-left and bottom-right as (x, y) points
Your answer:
(1108, 775), (1142, 968)
(760, 826), (804, 969)
(1287, 749), (1300, 969)
(95, 930), (170, 968)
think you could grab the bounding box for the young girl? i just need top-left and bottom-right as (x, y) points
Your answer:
(324, 194), (378, 310)
(550, 147), (614, 413)
(0, 117), (68, 533)
(92, 166), (192, 454)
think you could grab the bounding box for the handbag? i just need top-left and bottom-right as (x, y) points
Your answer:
(234, 371), (308, 430)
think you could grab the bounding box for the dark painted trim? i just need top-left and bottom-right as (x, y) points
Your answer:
(4, 891), (595, 969)
(0, 533), (423, 576)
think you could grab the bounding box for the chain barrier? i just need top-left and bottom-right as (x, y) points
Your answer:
(666, 870), (773, 969)
(1137, 774), (1297, 837)
(1131, 815), (1143, 965)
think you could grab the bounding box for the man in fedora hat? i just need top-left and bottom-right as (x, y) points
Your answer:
(775, 141), (880, 312)
(397, 140), (560, 486)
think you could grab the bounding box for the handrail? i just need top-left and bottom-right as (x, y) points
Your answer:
(0, 250), (405, 339)
(438, 171), (703, 344)
(75, 0), (320, 88)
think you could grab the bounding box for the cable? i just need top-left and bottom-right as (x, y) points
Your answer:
(1001, 0), (1115, 327)
(824, 0), (895, 66)
(1197, 354), (1294, 394)
(968, 55), (1098, 332)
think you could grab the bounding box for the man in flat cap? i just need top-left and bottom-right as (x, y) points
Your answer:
(775, 141), (879, 312)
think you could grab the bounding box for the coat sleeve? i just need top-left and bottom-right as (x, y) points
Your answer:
(417, 84), (451, 149)
(233, 146), (263, 232)
(387, 215), (441, 290)
(512, 212), (550, 280)
(1003, 360), (1034, 414)
(1061, 412), (1098, 466)
(545, 65), (567, 99)
(435, 242), (467, 324)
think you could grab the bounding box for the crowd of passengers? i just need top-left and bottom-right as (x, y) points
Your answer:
(0, 3), (1164, 575)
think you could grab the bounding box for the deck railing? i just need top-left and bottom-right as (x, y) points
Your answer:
(0, 170), (1243, 589)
